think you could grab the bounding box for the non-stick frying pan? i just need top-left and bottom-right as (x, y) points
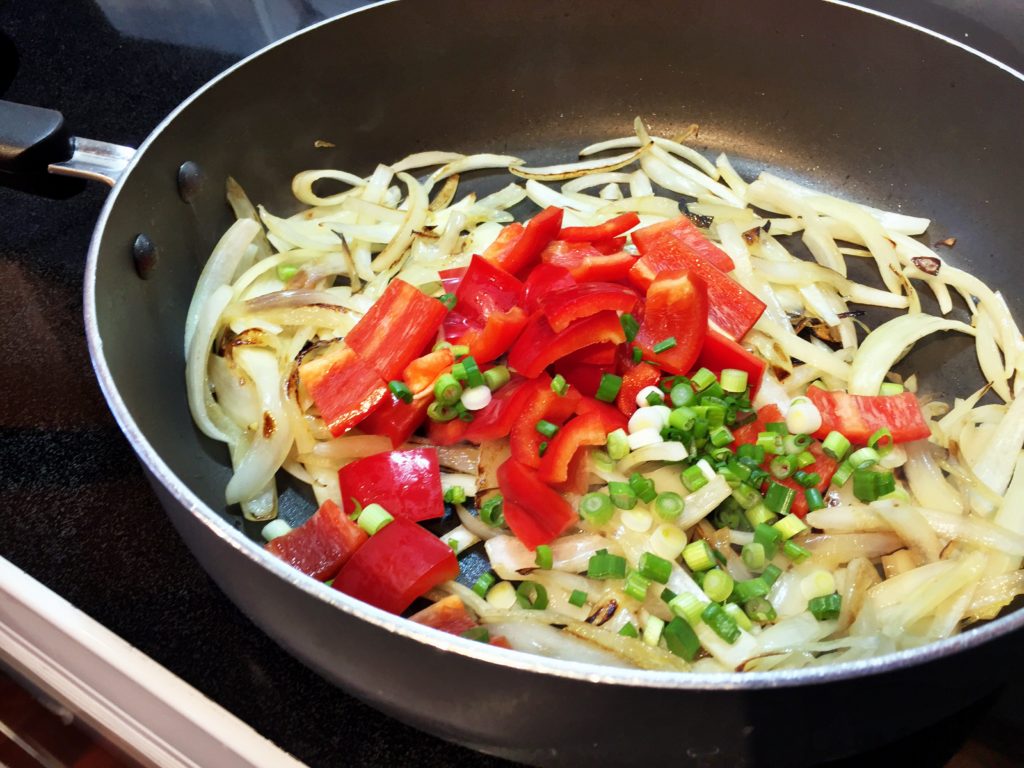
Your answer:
(3, 1), (1023, 764)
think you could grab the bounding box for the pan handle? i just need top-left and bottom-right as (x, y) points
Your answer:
(0, 100), (135, 196)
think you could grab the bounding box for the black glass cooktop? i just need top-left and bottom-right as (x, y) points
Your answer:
(1, 2), (1022, 765)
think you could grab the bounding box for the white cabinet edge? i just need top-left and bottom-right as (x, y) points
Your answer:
(0, 557), (307, 768)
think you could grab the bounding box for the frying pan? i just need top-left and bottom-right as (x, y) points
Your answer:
(2, 0), (1022, 764)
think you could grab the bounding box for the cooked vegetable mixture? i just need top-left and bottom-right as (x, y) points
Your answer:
(185, 119), (1024, 672)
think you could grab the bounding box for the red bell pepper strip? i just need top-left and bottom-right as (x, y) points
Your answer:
(629, 238), (764, 340)
(359, 393), (432, 449)
(337, 447), (444, 521)
(694, 327), (766, 396)
(485, 207), (563, 276)
(591, 236), (627, 255)
(497, 458), (578, 550)
(540, 282), (639, 333)
(443, 256), (528, 363)
(561, 342), (618, 367)
(805, 388), (931, 444)
(538, 412), (609, 484)
(462, 377), (532, 443)
(575, 396), (629, 433)
(616, 362), (662, 417)
(456, 306), (529, 364)
(480, 222), (524, 268)
(427, 417), (469, 446)
(520, 263), (576, 314)
(510, 376), (581, 468)
(507, 310), (626, 379)
(555, 449), (592, 496)
(541, 240), (635, 282)
(333, 517), (459, 614)
(559, 212), (640, 242)
(403, 348), (454, 394)
(299, 343), (389, 437)
(552, 362), (607, 399)
(345, 278), (448, 381)
(438, 266), (466, 294)
(409, 594), (479, 635)
(265, 499), (367, 581)
(631, 215), (735, 272)
(635, 270), (708, 375)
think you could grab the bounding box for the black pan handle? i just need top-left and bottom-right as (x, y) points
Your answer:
(0, 100), (135, 197)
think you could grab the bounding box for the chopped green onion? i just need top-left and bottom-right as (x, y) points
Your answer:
(438, 292), (457, 310)
(669, 592), (707, 626)
(670, 382), (696, 408)
(764, 422), (789, 435)
(763, 482), (796, 515)
(433, 373), (462, 406)
(769, 455), (795, 479)
(808, 593), (842, 620)
(832, 460), (855, 486)
(645, 390), (665, 406)
(736, 444), (765, 462)
(876, 471), (896, 496)
(550, 373), (568, 396)
(719, 368), (748, 394)
(638, 552), (672, 584)
(569, 589), (588, 607)
(681, 465), (709, 492)
(579, 492), (615, 525)
(821, 430), (851, 461)
(536, 419), (559, 438)
(587, 552), (627, 579)
(515, 581), (549, 610)
(472, 572), (496, 598)
(451, 344), (470, 359)
(702, 568), (734, 602)
(632, 345), (643, 364)
(761, 564), (783, 587)
(619, 622), (638, 638)
(595, 373), (623, 403)
(534, 544), (553, 570)
(591, 449), (615, 474)
(724, 602), (753, 631)
(744, 502), (777, 528)
(357, 503), (394, 535)
(868, 427), (894, 451)
(773, 513), (808, 540)
(731, 576), (770, 603)
(711, 504), (743, 531)
(629, 472), (658, 503)
(794, 450), (816, 469)
(642, 615), (665, 647)
(460, 626), (490, 643)
(624, 571), (652, 601)
(432, 340), (453, 352)
(709, 425), (734, 448)
(741, 542), (767, 572)
(480, 495), (505, 527)
(620, 313), (639, 342)
(731, 483), (762, 510)
(848, 446), (880, 469)
(460, 356), (484, 388)
(690, 367), (717, 392)
(701, 602), (741, 644)
(754, 523), (783, 558)
(744, 597), (777, 623)
(654, 491), (685, 521)
(669, 406), (697, 432)
(443, 486), (467, 505)
(606, 428), (629, 460)
(653, 336), (677, 353)
(484, 365), (510, 391)
(607, 481), (637, 510)
(682, 540), (716, 572)
(276, 263), (299, 281)
(853, 469), (895, 502)
(879, 382), (905, 395)
(538, 441), (548, 457)
(805, 487), (826, 511)
(783, 433), (812, 454)
(387, 380), (413, 404)
(794, 470), (821, 488)
(756, 432), (784, 455)
(660, 587), (677, 604)
(783, 540), (811, 563)
(427, 401), (458, 422)
(663, 617), (702, 661)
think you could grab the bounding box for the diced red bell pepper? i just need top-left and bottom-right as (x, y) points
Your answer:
(408, 595), (478, 636)
(345, 278), (448, 381)
(540, 282), (639, 333)
(770, 443), (838, 518)
(443, 256), (528, 363)
(551, 362), (607, 398)
(510, 376), (582, 468)
(731, 404), (783, 446)
(439, 266), (466, 294)
(404, 348), (454, 394)
(338, 447), (444, 521)
(333, 517), (459, 614)
(265, 499), (367, 581)
(635, 270), (708, 375)
(805, 388), (931, 444)
(538, 412), (609, 484)
(479, 223), (523, 267)
(631, 215), (735, 272)
(695, 328), (766, 396)
(616, 362), (662, 417)
(575, 396), (629, 433)
(507, 310), (626, 379)
(559, 212), (640, 242)
(520, 263), (577, 314)
(486, 207), (563, 276)
(497, 458), (578, 550)
(554, 448), (591, 496)
(462, 377), (532, 443)
(457, 306), (529, 364)
(541, 240), (635, 282)
(427, 417), (469, 446)
(562, 342), (618, 367)
(629, 238), (764, 340)
(300, 343), (388, 437)
(359, 393), (432, 448)
(591, 236), (627, 255)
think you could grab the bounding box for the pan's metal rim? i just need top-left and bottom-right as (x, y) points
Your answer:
(83, 0), (1024, 692)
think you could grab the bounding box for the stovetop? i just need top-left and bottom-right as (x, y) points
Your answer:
(1, 2), (1022, 766)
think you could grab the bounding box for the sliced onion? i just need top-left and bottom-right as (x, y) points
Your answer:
(484, 534), (618, 580)
(390, 150), (465, 173)
(424, 153), (524, 190)
(675, 475), (732, 530)
(510, 145), (649, 181)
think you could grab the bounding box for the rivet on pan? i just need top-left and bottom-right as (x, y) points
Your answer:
(177, 160), (204, 203)
(132, 233), (158, 279)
